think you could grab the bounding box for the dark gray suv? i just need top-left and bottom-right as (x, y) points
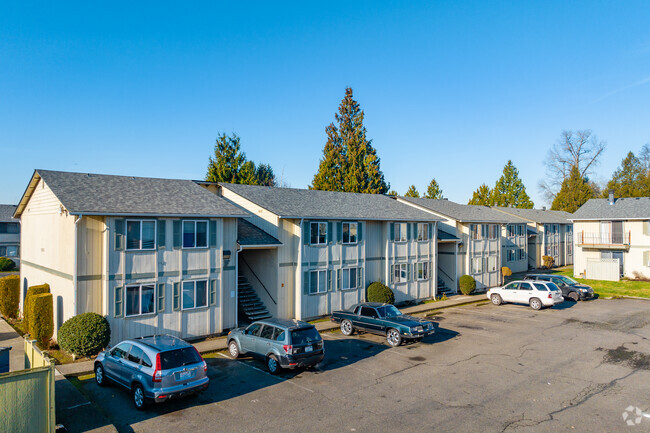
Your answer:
(227, 318), (324, 374)
(94, 335), (209, 409)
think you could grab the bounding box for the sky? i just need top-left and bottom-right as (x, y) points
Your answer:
(1, 1), (650, 207)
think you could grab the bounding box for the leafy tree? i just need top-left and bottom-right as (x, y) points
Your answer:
(405, 185), (420, 198)
(551, 165), (595, 212)
(423, 178), (443, 199)
(602, 151), (650, 198)
(387, 190), (398, 197)
(205, 133), (276, 186)
(311, 88), (389, 194)
(239, 161), (259, 185)
(490, 160), (534, 208)
(256, 163), (276, 187)
(468, 184), (492, 206)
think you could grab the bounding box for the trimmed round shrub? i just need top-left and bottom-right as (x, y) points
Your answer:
(542, 255), (555, 269)
(0, 275), (20, 319)
(58, 312), (111, 357)
(0, 257), (16, 272)
(29, 293), (53, 347)
(459, 275), (476, 295)
(366, 282), (395, 304)
(24, 284), (50, 333)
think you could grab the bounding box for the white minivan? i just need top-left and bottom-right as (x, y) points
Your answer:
(487, 280), (564, 310)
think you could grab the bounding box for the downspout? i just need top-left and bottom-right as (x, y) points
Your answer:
(73, 214), (83, 316)
(234, 242), (243, 327)
(296, 218), (304, 320)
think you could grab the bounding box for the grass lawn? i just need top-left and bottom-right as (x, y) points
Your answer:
(550, 268), (650, 299)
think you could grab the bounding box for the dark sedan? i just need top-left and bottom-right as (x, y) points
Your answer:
(524, 274), (594, 301)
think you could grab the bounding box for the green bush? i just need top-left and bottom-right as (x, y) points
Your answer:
(366, 282), (395, 304)
(24, 284), (50, 333)
(542, 255), (555, 268)
(58, 312), (111, 357)
(0, 257), (16, 272)
(29, 293), (53, 347)
(0, 275), (20, 319)
(459, 275), (476, 295)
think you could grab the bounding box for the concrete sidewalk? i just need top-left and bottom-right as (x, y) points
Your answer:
(0, 317), (25, 371)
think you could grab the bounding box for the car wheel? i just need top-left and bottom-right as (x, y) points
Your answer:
(228, 340), (240, 358)
(94, 363), (106, 387)
(491, 294), (502, 305)
(132, 383), (147, 410)
(340, 319), (354, 336)
(529, 298), (542, 310)
(386, 328), (402, 347)
(568, 292), (579, 302)
(267, 355), (281, 375)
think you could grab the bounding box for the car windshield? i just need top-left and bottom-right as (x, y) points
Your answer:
(558, 276), (578, 285)
(160, 347), (202, 370)
(290, 327), (321, 345)
(376, 305), (402, 318)
(546, 282), (560, 291)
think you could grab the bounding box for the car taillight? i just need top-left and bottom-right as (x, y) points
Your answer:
(283, 345), (293, 355)
(192, 347), (208, 372)
(153, 353), (162, 382)
(548, 293), (553, 299)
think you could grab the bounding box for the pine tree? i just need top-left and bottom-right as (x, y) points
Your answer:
(468, 184), (492, 206)
(602, 151), (650, 198)
(405, 185), (419, 198)
(206, 133), (246, 183)
(423, 178), (443, 199)
(311, 88), (389, 194)
(552, 165), (595, 212)
(256, 163), (276, 186)
(238, 161), (259, 185)
(387, 190), (398, 197)
(490, 160), (534, 208)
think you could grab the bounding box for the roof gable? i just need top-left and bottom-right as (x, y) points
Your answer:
(491, 206), (572, 224)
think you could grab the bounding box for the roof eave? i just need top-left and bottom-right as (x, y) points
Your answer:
(67, 211), (249, 218)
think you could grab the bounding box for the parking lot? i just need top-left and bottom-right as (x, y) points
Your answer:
(70, 299), (650, 433)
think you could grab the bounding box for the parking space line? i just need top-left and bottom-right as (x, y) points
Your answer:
(217, 353), (314, 393)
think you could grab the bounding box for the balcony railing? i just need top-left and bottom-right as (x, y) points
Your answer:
(576, 231), (631, 247)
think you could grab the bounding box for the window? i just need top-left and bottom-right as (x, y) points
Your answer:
(360, 306), (378, 318)
(553, 245), (559, 256)
(126, 220), (156, 250)
(127, 345), (145, 364)
(520, 282), (533, 291)
(507, 225), (514, 237)
(111, 343), (130, 359)
(126, 284), (155, 316)
(533, 283), (548, 291)
(417, 262), (429, 280)
(482, 224), (489, 240)
(507, 249), (516, 262)
(471, 224), (480, 240)
(567, 242), (573, 255)
(182, 280), (208, 309)
(309, 270), (327, 294)
(417, 223), (429, 241)
(518, 248), (526, 260)
(273, 328), (286, 342)
(487, 255), (497, 272)
(391, 263), (408, 283)
(246, 323), (262, 336)
(489, 224), (498, 240)
(505, 282), (520, 290)
(394, 223), (407, 242)
(0, 222), (19, 234)
(0, 246), (18, 257)
(260, 325), (275, 340)
(183, 221), (208, 248)
(342, 222), (357, 244)
(471, 257), (483, 274)
(310, 222), (327, 245)
(342, 268), (357, 290)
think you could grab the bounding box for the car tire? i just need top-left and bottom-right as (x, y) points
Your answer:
(132, 383), (147, 410)
(228, 340), (240, 358)
(386, 328), (402, 347)
(94, 363), (106, 387)
(340, 320), (354, 336)
(491, 294), (503, 305)
(529, 298), (542, 310)
(568, 292), (579, 302)
(267, 355), (281, 375)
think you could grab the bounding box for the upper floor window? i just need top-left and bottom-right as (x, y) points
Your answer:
(342, 268), (357, 289)
(342, 222), (357, 244)
(417, 223), (430, 241)
(0, 222), (19, 234)
(126, 220), (156, 250)
(183, 220), (208, 248)
(182, 280), (208, 309)
(394, 223), (407, 242)
(309, 270), (327, 294)
(310, 222), (327, 245)
(472, 224), (498, 240)
(489, 224), (499, 240)
(516, 224), (523, 236)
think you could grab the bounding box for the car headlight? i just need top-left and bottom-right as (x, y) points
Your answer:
(579, 288), (587, 292)
(414, 326), (423, 333)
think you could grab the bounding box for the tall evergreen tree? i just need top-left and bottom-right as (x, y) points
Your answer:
(602, 151), (650, 197)
(238, 161), (259, 185)
(256, 163), (276, 187)
(552, 165), (595, 212)
(405, 185), (420, 198)
(490, 160), (534, 208)
(206, 133), (246, 183)
(387, 190), (398, 197)
(311, 88), (389, 194)
(468, 184), (492, 206)
(423, 178), (443, 199)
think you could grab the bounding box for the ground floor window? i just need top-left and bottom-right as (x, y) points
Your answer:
(471, 257), (483, 274)
(416, 262), (430, 280)
(518, 248), (526, 260)
(309, 270), (327, 294)
(0, 245), (18, 257)
(182, 280), (208, 310)
(507, 249), (516, 262)
(342, 268), (357, 290)
(391, 263), (408, 283)
(486, 255), (498, 272)
(126, 284), (155, 316)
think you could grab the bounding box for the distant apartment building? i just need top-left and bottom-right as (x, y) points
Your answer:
(0, 204), (20, 267)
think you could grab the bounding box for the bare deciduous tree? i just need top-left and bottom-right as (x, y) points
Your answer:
(640, 143), (650, 172)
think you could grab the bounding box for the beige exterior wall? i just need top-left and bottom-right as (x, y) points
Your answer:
(220, 188), (280, 238)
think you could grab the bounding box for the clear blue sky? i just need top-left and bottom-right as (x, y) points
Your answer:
(2, 1), (650, 207)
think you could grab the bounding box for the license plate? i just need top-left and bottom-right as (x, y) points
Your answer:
(178, 370), (192, 381)
(305, 346), (313, 353)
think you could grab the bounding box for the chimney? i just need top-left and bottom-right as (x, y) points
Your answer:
(608, 190), (615, 205)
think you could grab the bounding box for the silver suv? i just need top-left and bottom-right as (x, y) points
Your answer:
(227, 318), (324, 374)
(94, 335), (209, 409)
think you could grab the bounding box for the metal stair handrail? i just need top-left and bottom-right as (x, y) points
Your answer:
(240, 256), (277, 305)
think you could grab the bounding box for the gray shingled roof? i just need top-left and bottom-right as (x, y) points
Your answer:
(399, 197), (528, 224)
(238, 218), (281, 246)
(571, 197), (650, 220)
(438, 228), (460, 241)
(16, 170), (249, 218)
(219, 183), (441, 221)
(0, 205), (18, 222)
(491, 206), (573, 224)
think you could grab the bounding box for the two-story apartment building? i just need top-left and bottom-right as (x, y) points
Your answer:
(571, 193), (650, 280)
(208, 183), (442, 321)
(14, 170), (248, 343)
(0, 205), (20, 267)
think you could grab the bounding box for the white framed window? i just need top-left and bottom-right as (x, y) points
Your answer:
(342, 268), (357, 290)
(0, 222), (19, 234)
(126, 220), (156, 250)
(394, 223), (407, 242)
(489, 224), (498, 240)
(518, 248), (526, 260)
(309, 270), (327, 294)
(310, 222), (327, 245)
(416, 262), (429, 280)
(0, 245), (18, 257)
(482, 224), (489, 239)
(471, 224), (481, 240)
(391, 263), (408, 283)
(183, 220), (208, 248)
(417, 223), (429, 241)
(126, 284), (155, 316)
(507, 225), (514, 237)
(487, 255), (498, 272)
(342, 222), (358, 244)
(553, 245), (559, 256)
(471, 256), (483, 274)
(182, 280), (208, 309)
(567, 242), (573, 255)
(507, 249), (515, 262)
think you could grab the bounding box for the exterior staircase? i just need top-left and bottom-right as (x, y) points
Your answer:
(238, 274), (272, 323)
(437, 277), (454, 297)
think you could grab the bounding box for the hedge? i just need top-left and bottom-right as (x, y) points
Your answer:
(0, 275), (20, 319)
(367, 282), (395, 304)
(58, 313), (111, 357)
(0, 257), (15, 272)
(459, 275), (476, 295)
(29, 293), (53, 346)
(24, 284), (50, 333)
